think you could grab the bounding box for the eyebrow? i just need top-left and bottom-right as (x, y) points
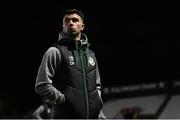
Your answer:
(64, 17), (80, 22)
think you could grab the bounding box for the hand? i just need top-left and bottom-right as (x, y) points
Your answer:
(47, 90), (65, 105)
(57, 92), (65, 104)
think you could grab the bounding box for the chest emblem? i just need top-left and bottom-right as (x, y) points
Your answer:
(68, 56), (75, 65)
(88, 57), (95, 66)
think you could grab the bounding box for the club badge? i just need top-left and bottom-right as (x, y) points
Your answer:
(88, 57), (95, 66)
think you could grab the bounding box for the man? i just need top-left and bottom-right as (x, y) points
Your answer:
(35, 9), (106, 119)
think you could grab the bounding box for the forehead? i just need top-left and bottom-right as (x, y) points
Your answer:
(63, 13), (83, 20)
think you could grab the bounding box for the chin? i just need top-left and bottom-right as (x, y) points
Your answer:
(67, 32), (78, 38)
(68, 31), (78, 35)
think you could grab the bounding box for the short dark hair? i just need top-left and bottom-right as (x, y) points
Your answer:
(63, 8), (84, 21)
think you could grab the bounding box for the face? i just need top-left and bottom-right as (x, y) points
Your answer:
(63, 13), (85, 37)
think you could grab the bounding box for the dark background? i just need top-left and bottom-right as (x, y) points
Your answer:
(0, 1), (180, 118)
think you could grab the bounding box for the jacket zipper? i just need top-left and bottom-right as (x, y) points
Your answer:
(79, 49), (89, 119)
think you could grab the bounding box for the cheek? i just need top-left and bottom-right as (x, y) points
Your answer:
(63, 25), (68, 31)
(78, 25), (84, 31)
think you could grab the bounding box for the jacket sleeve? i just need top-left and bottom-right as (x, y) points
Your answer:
(35, 47), (65, 103)
(95, 56), (107, 119)
(93, 52), (102, 98)
(96, 64), (102, 97)
(96, 66), (107, 119)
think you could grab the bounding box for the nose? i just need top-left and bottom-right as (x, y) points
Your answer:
(69, 20), (74, 25)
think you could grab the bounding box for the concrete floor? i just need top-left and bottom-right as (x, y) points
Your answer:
(159, 95), (180, 119)
(102, 94), (180, 119)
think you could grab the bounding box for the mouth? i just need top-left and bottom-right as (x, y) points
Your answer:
(68, 27), (75, 30)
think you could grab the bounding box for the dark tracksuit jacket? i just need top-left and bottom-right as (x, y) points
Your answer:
(35, 32), (103, 119)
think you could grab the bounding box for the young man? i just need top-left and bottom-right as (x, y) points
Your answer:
(35, 9), (106, 119)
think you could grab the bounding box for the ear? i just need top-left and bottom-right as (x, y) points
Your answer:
(63, 23), (65, 29)
(81, 23), (85, 31)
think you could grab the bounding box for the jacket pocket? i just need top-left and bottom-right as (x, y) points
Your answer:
(65, 86), (86, 117)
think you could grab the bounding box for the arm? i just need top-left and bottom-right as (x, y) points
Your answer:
(95, 58), (107, 119)
(35, 47), (65, 104)
(96, 65), (102, 97)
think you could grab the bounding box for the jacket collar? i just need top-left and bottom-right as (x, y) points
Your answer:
(57, 32), (89, 49)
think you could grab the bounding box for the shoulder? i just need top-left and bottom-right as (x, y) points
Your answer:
(88, 49), (96, 56)
(45, 47), (60, 55)
(43, 47), (61, 59)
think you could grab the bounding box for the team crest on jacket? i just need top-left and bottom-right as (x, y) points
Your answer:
(68, 56), (75, 65)
(88, 57), (95, 66)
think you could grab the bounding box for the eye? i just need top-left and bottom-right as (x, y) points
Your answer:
(64, 18), (70, 23)
(71, 18), (79, 23)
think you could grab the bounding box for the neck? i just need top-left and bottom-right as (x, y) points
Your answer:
(63, 32), (81, 41)
(72, 33), (81, 41)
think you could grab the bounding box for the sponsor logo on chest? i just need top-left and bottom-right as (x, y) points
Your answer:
(68, 56), (95, 66)
(68, 56), (75, 65)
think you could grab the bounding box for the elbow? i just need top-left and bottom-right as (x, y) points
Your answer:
(35, 85), (40, 94)
(35, 85), (42, 96)
(35, 84), (48, 96)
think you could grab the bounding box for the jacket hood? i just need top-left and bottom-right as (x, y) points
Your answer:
(58, 32), (89, 48)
